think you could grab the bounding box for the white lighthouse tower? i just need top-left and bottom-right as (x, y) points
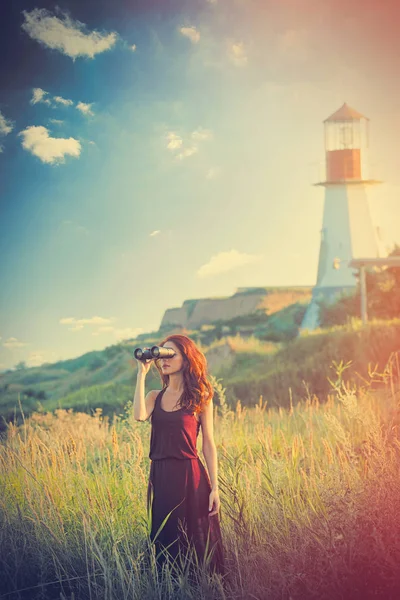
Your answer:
(301, 103), (382, 330)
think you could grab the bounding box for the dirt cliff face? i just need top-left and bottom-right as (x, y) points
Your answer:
(161, 306), (188, 329)
(160, 288), (312, 329)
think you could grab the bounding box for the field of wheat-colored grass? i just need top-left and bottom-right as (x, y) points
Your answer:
(1, 366), (400, 599)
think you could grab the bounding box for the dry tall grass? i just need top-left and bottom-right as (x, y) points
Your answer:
(1, 368), (400, 599)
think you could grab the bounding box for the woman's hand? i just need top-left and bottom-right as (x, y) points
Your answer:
(208, 489), (220, 517)
(129, 357), (152, 376)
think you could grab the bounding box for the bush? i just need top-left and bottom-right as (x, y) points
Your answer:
(87, 356), (107, 371)
(320, 245), (400, 327)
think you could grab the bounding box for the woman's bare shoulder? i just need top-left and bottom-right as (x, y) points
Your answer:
(142, 389), (163, 420)
(147, 389), (163, 398)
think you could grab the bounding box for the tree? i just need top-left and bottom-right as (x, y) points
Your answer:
(15, 361), (27, 371)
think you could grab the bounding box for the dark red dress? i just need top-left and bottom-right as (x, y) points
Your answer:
(147, 388), (225, 575)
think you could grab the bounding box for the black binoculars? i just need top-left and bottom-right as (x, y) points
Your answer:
(134, 346), (176, 361)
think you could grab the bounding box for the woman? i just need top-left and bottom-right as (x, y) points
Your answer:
(133, 334), (225, 576)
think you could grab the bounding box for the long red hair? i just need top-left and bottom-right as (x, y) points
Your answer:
(154, 334), (213, 415)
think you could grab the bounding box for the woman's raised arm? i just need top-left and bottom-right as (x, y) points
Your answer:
(132, 359), (156, 421)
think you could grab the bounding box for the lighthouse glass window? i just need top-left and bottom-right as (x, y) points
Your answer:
(339, 124), (353, 149)
(325, 120), (363, 151)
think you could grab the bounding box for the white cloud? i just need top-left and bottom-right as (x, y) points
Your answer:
(167, 132), (183, 150)
(150, 230), (161, 237)
(22, 8), (118, 60)
(31, 89), (74, 109)
(191, 128), (213, 141)
(0, 110), (14, 135)
(76, 101), (94, 116)
(130, 44), (137, 52)
(176, 146), (198, 160)
(197, 249), (262, 278)
(60, 316), (142, 341)
(59, 317), (78, 326)
(112, 327), (143, 341)
(60, 316), (114, 330)
(180, 26), (200, 44)
(49, 118), (64, 125)
(31, 87), (51, 105)
(206, 166), (221, 180)
(278, 29), (309, 63)
(92, 326), (143, 340)
(228, 42), (248, 67)
(60, 220), (90, 236)
(27, 352), (46, 367)
(3, 337), (29, 349)
(54, 95), (73, 106)
(166, 128), (212, 162)
(75, 225), (89, 235)
(69, 325), (84, 332)
(19, 125), (81, 164)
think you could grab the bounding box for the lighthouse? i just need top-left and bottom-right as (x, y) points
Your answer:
(301, 103), (382, 331)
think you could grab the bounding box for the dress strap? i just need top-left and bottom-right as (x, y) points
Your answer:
(155, 388), (166, 407)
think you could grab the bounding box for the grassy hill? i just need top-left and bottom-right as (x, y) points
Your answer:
(1, 319), (399, 432)
(218, 319), (400, 408)
(0, 298), (308, 426)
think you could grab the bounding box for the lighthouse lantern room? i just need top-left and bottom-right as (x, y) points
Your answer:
(324, 103), (370, 182)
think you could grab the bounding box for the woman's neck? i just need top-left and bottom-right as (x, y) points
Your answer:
(167, 373), (184, 393)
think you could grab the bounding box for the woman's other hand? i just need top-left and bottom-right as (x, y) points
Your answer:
(208, 489), (220, 517)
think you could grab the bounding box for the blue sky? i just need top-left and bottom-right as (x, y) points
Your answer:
(1, 0), (399, 370)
